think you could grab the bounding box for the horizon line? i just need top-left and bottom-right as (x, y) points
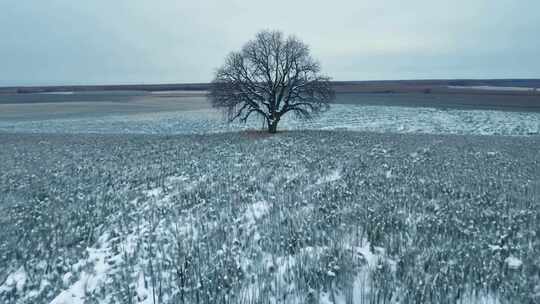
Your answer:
(2, 78), (540, 90)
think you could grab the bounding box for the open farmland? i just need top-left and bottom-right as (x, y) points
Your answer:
(0, 90), (539, 304)
(0, 103), (539, 136)
(0, 130), (539, 304)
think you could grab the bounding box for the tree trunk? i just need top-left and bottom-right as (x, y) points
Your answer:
(268, 118), (280, 133)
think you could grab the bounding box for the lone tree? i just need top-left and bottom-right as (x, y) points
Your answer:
(209, 30), (335, 133)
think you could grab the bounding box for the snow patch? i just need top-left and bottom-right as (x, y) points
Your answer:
(0, 267), (27, 293)
(3, 104), (539, 136)
(317, 170), (342, 184)
(245, 200), (270, 223)
(505, 256), (523, 269)
(144, 187), (163, 197)
(50, 234), (115, 304)
(150, 90), (207, 95)
(38, 91), (74, 95)
(135, 271), (150, 303)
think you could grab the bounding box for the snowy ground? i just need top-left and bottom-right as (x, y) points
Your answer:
(0, 104), (539, 136)
(0, 131), (539, 304)
(0, 100), (539, 303)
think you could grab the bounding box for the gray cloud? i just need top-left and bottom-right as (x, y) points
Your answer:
(1, 0), (539, 85)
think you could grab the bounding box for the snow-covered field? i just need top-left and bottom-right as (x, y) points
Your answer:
(0, 130), (539, 304)
(0, 102), (539, 304)
(0, 104), (539, 136)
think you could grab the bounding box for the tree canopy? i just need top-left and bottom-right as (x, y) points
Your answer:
(209, 30), (335, 133)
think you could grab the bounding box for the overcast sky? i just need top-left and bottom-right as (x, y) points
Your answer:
(1, 0), (539, 86)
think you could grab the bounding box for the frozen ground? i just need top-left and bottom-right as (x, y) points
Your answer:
(0, 131), (539, 304)
(0, 98), (539, 303)
(0, 104), (539, 136)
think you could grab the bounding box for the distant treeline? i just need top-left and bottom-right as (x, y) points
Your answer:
(332, 79), (540, 87)
(331, 79), (540, 95)
(0, 83), (210, 94)
(1, 79), (539, 94)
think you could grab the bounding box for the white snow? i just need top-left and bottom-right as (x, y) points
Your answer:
(167, 175), (189, 183)
(505, 256), (523, 269)
(50, 234), (115, 304)
(461, 292), (501, 304)
(0, 267), (27, 293)
(150, 90), (207, 95)
(1, 104), (538, 136)
(38, 91), (75, 95)
(244, 200), (270, 223)
(135, 271), (150, 303)
(317, 170), (342, 184)
(144, 187), (163, 198)
(487, 244), (503, 251)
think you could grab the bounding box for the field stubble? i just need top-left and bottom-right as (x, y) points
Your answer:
(0, 131), (538, 303)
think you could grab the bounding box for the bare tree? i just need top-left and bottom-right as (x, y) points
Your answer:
(209, 30), (335, 133)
